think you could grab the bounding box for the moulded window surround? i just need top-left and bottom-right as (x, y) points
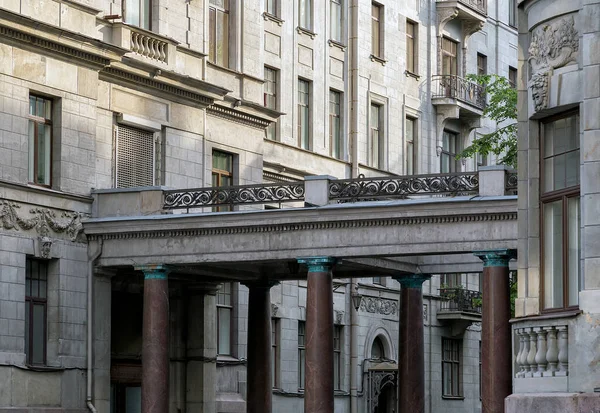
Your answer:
(123, 0), (151, 30)
(373, 276), (384, 286)
(442, 337), (463, 398)
(209, 0), (230, 68)
(371, 3), (384, 58)
(406, 20), (417, 75)
(25, 258), (48, 366)
(264, 67), (278, 141)
(298, 79), (311, 151)
(509, 66), (517, 89)
(541, 111), (580, 311)
(509, 0), (517, 28)
(298, 321), (306, 389)
(28, 95), (53, 187)
(371, 336), (385, 359)
(406, 117), (417, 175)
(368, 102), (384, 169)
(330, 0), (343, 43)
(329, 89), (343, 159)
(299, 0), (313, 31)
(217, 282), (233, 356)
(212, 150), (234, 212)
(441, 37), (458, 76)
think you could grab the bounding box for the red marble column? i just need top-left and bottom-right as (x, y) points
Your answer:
(298, 257), (337, 413)
(138, 265), (170, 413)
(393, 274), (431, 413)
(474, 249), (516, 413)
(245, 280), (276, 413)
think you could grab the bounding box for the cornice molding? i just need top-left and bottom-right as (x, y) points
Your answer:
(207, 104), (271, 129)
(86, 212), (517, 241)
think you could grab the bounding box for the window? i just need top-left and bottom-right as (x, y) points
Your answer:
(28, 95), (53, 187)
(330, 0), (342, 42)
(440, 130), (458, 173)
(373, 276), (383, 285)
(369, 103), (383, 169)
(371, 336), (384, 359)
(441, 38), (458, 76)
(212, 150), (233, 212)
(299, 0), (312, 30)
(209, 0), (230, 67)
(509, 66), (517, 89)
(25, 258), (48, 365)
(441, 273), (462, 288)
(475, 152), (488, 171)
(329, 90), (342, 159)
(265, 0), (278, 16)
(333, 325), (342, 390)
(442, 338), (462, 398)
(123, 0), (150, 29)
(509, 0), (517, 28)
(298, 321), (306, 389)
(272, 319), (279, 388)
(298, 79), (311, 150)
(406, 117), (416, 175)
(371, 3), (383, 58)
(477, 53), (487, 76)
(264, 67), (278, 141)
(541, 112), (580, 310)
(116, 125), (155, 188)
(217, 282), (233, 355)
(406, 20), (417, 74)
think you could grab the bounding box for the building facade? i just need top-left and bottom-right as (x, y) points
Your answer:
(508, 0), (600, 411)
(0, 0), (517, 412)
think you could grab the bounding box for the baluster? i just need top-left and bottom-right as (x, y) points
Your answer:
(556, 326), (568, 376)
(131, 32), (140, 54)
(151, 39), (159, 59)
(534, 327), (548, 376)
(159, 42), (166, 63)
(526, 328), (537, 378)
(515, 329), (525, 378)
(141, 35), (149, 57)
(545, 327), (559, 376)
(519, 329), (530, 375)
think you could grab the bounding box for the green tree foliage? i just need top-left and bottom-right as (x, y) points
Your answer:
(458, 74), (517, 168)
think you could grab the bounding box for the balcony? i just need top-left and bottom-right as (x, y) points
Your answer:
(431, 75), (486, 117)
(437, 287), (482, 323)
(436, 0), (487, 22)
(112, 23), (178, 70)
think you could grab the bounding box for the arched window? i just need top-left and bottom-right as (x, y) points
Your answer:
(371, 336), (385, 359)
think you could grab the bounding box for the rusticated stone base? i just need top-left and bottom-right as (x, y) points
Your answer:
(505, 393), (600, 413)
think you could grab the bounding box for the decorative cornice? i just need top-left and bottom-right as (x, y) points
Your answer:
(0, 25), (111, 69)
(86, 212), (518, 241)
(297, 256), (338, 273)
(207, 105), (271, 129)
(0, 200), (88, 242)
(100, 67), (215, 107)
(263, 171), (302, 183)
(359, 296), (398, 315)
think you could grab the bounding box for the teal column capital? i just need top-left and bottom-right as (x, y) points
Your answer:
(135, 264), (171, 280)
(473, 249), (517, 267)
(297, 256), (338, 273)
(392, 274), (432, 289)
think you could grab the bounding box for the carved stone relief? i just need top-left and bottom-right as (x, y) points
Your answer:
(335, 310), (344, 324)
(359, 297), (398, 316)
(271, 303), (279, 317)
(528, 15), (579, 111)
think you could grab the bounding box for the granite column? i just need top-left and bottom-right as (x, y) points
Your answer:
(298, 257), (337, 413)
(138, 265), (170, 413)
(474, 249), (516, 413)
(393, 274), (431, 413)
(245, 280), (277, 413)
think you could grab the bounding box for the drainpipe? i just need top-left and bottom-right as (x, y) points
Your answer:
(349, 0), (359, 178)
(349, 278), (359, 413)
(87, 239), (103, 413)
(428, 275), (433, 413)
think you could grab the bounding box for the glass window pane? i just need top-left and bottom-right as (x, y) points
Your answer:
(25, 303), (30, 358)
(568, 196), (580, 306)
(331, 1), (342, 41)
(543, 200), (564, 309)
(32, 303), (45, 364)
(333, 354), (340, 389)
(218, 307), (231, 354)
(372, 18), (380, 56)
(407, 142), (414, 175)
(217, 10), (229, 67)
(125, 387), (142, 413)
(553, 153), (566, 191)
(566, 150), (580, 188)
(125, 0), (140, 27)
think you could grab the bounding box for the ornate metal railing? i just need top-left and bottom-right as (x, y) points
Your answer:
(437, 0), (487, 14)
(439, 287), (482, 314)
(431, 75), (486, 110)
(328, 172), (479, 202)
(505, 171), (518, 195)
(130, 27), (169, 64)
(164, 182), (305, 209)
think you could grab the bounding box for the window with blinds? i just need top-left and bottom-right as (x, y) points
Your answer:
(116, 125), (155, 188)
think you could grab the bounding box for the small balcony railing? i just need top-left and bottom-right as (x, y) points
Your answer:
(437, 0), (487, 15)
(439, 287), (482, 314)
(112, 23), (177, 69)
(432, 75), (486, 111)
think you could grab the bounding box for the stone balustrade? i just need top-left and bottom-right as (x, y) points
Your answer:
(112, 23), (178, 70)
(514, 325), (569, 378)
(130, 29), (169, 63)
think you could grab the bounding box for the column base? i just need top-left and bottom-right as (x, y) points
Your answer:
(506, 392), (600, 413)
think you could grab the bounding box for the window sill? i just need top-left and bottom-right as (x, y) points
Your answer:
(442, 395), (465, 400)
(328, 39), (347, 51)
(263, 12), (284, 26)
(297, 27), (317, 39)
(405, 70), (420, 79)
(370, 54), (387, 65)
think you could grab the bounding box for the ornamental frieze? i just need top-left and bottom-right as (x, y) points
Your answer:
(0, 200), (88, 242)
(359, 296), (398, 316)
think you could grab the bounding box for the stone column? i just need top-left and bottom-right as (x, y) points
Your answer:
(474, 249), (516, 413)
(298, 257), (337, 413)
(137, 265), (171, 413)
(245, 280), (277, 413)
(393, 274), (431, 413)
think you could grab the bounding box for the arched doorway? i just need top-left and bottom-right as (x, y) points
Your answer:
(368, 336), (397, 413)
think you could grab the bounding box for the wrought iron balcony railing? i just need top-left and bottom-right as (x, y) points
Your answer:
(437, 0), (487, 15)
(432, 75), (486, 110)
(439, 287), (482, 314)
